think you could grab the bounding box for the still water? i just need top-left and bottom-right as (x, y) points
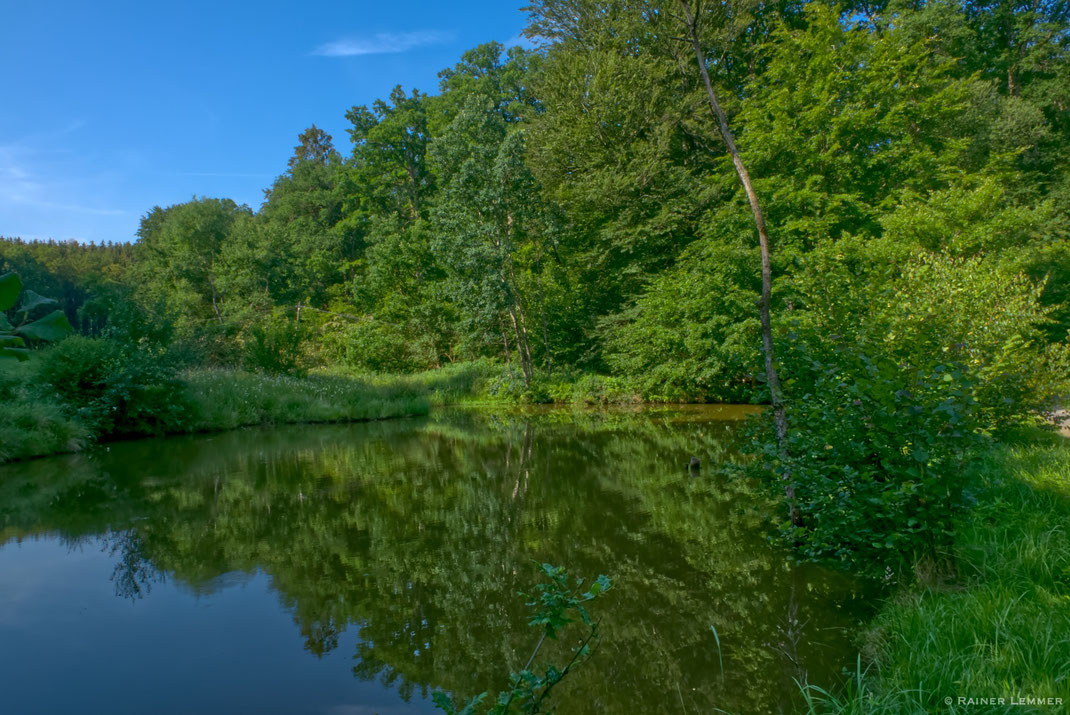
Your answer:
(0, 407), (874, 714)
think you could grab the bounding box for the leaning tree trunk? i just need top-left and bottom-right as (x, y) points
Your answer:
(678, 0), (797, 524)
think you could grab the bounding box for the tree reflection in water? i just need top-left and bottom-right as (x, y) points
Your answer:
(0, 407), (877, 713)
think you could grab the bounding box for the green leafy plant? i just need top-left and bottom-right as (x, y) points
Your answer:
(0, 272), (73, 362)
(755, 334), (986, 577)
(746, 242), (1069, 579)
(433, 563), (612, 715)
(241, 309), (309, 376)
(38, 336), (191, 437)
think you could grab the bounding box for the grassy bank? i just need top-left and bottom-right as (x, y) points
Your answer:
(803, 433), (1070, 713)
(183, 369), (429, 431)
(340, 359), (670, 406)
(0, 363), (430, 465)
(2, 355), (660, 466)
(0, 359), (91, 463)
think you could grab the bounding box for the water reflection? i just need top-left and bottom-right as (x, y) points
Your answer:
(0, 407), (875, 714)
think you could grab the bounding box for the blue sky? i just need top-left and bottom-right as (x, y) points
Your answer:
(0, 1), (531, 243)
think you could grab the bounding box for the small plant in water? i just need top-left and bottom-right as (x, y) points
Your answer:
(433, 563), (612, 714)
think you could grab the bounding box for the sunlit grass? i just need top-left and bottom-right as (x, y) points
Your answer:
(1, 362), (431, 464)
(0, 358), (90, 463)
(0, 398), (91, 463)
(800, 436), (1070, 714)
(183, 368), (430, 431)
(350, 358), (512, 406)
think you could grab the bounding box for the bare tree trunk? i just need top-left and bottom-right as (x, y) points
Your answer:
(511, 280), (535, 379)
(208, 274), (223, 324)
(500, 316), (513, 363)
(538, 274), (552, 370)
(678, 0), (797, 524)
(503, 214), (535, 382)
(506, 303), (533, 384)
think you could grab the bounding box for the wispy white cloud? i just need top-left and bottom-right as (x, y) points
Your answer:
(0, 147), (127, 216)
(311, 30), (452, 57)
(503, 33), (538, 51)
(0, 136), (131, 242)
(163, 171), (273, 179)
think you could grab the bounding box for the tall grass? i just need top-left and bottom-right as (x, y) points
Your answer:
(183, 368), (430, 431)
(0, 399), (91, 463)
(801, 436), (1070, 714)
(354, 359), (511, 406)
(1, 363), (430, 465)
(336, 359), (649, 405)
(0, 359), (90, 463)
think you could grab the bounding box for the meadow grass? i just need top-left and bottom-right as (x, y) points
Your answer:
(0, 397), (91, 463)
(801, 433), (1070, 714)
(350, 358), (512, 406)
(183, 368), (430, 431)
(337, 359), (648, 406)
(0, 359), (90, 463)
(1, 364), (430, 464)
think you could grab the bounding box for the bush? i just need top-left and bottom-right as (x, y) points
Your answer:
(325, 320), (427, 374)
(38, 336), (192, 437)
(601, 240), (764, 403)
(524, 372), (642, 405)
(0, 398), (90, 463)
(800, 441), (1070, 712)
(759, 335), (985, 576)
(241, 310), (309, 376)
(747, 243), (1070, 578)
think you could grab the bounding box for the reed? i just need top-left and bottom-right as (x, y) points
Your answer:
(800, 436), (1070, 714)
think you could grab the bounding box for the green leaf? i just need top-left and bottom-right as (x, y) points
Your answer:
(431, 692), (455, 714)
(15, 309), (73, 342)
(0, 346), (31, 362)
(0, 313), (11, 331)
(17, 290), (58, 315)
(0, 272), (21, 311)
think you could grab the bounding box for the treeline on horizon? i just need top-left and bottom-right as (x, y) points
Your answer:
(2, 0), (1068, 403)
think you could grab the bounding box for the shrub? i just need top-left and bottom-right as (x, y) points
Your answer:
(38, 336), (192, 437)
(241, 310), (309, 376)
(326, 320), (426, 374)
(601, 241), (764, 403)
(38, 335), (120, 401)
(747, 242), (1070, 578)
(757, 335), (985, 576)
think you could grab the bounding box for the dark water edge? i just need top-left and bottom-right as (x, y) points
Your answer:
(0, 406), (879, 714)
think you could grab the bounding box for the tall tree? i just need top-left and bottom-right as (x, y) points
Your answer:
(431, 98), (557, 382)
(675, 0), (793, 519)
(132, 198), (250, 331)
(288, 125), (337, 169)
(261, 127), (348, 308)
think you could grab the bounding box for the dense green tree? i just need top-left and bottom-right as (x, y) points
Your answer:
(430, 99), (561, 381)
(260, 126), (349, 308)
(4, 0), (1067, 400)
(132, 198), (250, 333)
(344, 87), (434, 223)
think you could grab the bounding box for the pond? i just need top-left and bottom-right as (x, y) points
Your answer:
(0, 406), (875, 714)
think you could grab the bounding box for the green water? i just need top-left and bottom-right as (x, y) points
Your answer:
(0, 407), (874, 714)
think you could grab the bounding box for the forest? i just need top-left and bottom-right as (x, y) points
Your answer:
(1, 0), (1069, 712)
